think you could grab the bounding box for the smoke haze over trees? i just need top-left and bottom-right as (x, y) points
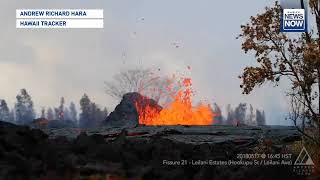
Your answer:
(0, 99), (13, 123)
(1, 88), (265, 127)
(212, 103), (266, 126)
(79, 94), (108, 128)
(46, 108), (54, 121)
(69, 102), (78, 122)
(15, 89), (35, 124)
(0, 89), (109, 128)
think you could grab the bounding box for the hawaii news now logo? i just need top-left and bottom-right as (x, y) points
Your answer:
(293, 147), (315, 176)
(281, 9), (307, 32)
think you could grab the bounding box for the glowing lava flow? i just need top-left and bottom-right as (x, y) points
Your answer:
(136, 77), (214, 125)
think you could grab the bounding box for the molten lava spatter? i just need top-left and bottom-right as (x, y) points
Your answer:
(136, 77), (214, 125)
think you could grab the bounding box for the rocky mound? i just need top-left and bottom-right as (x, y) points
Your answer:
(103, 92), (162, 127)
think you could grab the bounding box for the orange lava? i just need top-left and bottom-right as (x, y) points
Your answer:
(136, 77), (214, 125)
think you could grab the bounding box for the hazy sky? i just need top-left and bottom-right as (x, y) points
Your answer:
(0, 0), (299, 125)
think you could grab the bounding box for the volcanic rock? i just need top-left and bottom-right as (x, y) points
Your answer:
(47, 120), (77, 129)
(30, 119), (78, 129)
(0, 121), (309, 180)
(103, 92), (162, 127)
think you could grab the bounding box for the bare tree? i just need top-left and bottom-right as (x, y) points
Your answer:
(104, 68), (181, 106)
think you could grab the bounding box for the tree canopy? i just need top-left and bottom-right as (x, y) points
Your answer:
(238, 1), (320, 144)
